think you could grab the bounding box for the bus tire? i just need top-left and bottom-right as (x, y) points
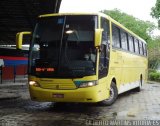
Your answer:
(135, 76), (142, 92)
(100, 81), (118, 106)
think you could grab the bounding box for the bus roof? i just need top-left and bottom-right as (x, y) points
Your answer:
(39, 12), (99, 17)
(39, 12), (146, 44)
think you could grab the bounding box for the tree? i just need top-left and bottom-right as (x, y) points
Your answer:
(102, 9), (155, 42)
(101, 9), (160, 69)
(151, 0), (160, 27)
(148, 37), (160, 69)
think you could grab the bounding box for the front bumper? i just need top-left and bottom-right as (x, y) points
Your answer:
(29, 84), (109, 103)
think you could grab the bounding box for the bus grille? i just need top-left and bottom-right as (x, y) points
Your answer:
(39, 80), (77, 90)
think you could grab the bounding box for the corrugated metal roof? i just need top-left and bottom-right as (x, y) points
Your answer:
(0, 0), (61, 45)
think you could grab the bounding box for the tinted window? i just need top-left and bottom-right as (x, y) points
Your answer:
(143, 43), (147, 56)
(101, 18), (109, 44)
(121, 30), (128, 50)
(99, 18), (110, 78)
(134, 38), (139, 54)
(128, 35), (134, 52)
(112, 25), (121, 48)
(99, 44), (108, 78)
(30, 15), (97, 78)
(139, 41), (143, 55)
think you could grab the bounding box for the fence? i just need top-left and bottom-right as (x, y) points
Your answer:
(0, 65), (27, 83)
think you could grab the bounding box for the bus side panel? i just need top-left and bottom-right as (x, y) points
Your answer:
(109, 49), (147, 94)
(121, 51), (147, 85)
(109, 49), (123, 90)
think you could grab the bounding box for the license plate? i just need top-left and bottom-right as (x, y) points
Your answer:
(53, 94), (64, 98)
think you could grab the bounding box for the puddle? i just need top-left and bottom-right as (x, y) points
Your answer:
(152, 85), (160, 87)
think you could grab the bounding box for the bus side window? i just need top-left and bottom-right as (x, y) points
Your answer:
(142, 42), (144, 55)
(128, 35), (134, 52)
(134, 38), (139, 54)
(112, 24), (121, 48)
(120, 30), (128, 50)
(143, 43), (147, 56)
(145, 44), (147, 56)
(101, 17), (109, 45)
(139, 41), (143, 55)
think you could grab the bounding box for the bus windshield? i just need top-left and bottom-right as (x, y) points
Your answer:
(29, 15), (98, 78)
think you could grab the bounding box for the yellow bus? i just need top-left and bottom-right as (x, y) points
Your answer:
(17, 13), (148, 105)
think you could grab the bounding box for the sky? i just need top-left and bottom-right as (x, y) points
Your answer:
(60, 0), (157, 23)
(60, 0), (160, 36)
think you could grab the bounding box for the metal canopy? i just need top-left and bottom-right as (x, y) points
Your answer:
(0, 0), (62, 45)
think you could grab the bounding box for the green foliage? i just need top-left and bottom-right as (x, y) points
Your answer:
(151, 0), (160, 20)
(149, 70), (160, 81)
(148, 59), (160, 69)
(148, 69), (157, 73)
(101, 9), (155, 43)
(148, 37), (160, 69)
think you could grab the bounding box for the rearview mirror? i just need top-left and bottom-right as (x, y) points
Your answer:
(94, 29), (103, 47)
(16, 31), (31, 49)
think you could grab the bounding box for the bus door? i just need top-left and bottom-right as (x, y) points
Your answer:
(98, 17), (110, 80)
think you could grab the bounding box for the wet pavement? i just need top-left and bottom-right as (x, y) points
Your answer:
(0, 82), (160, 126)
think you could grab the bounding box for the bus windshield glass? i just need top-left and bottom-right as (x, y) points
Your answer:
(29, 15), (98, 78)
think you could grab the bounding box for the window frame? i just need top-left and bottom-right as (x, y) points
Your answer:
(112, 24), (121, 48)
(111, 22), (147, 57)
(139, 41), (143, 55)
(134, 38), (139, 54)
(120, 29), (128, 50)
(128, 34), (135, 53)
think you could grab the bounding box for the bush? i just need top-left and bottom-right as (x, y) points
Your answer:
(148, 69), (157, 73)
(149, 71), (160, 81)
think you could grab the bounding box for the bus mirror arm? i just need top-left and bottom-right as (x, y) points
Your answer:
(16, 31), (31, 49)
(95, 46), (101, 52)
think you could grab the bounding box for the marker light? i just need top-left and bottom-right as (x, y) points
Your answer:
(29, 81), (40, 87)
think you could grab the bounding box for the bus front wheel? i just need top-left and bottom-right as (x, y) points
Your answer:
(100, 81), (118, 106)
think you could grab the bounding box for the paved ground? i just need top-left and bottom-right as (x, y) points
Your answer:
(0, 81), (160, 126)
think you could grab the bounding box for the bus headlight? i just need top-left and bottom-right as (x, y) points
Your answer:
(79, 81), (98, 88)
(29, 81), (40, 87)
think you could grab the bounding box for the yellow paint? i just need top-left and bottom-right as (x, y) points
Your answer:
(29, 76), (109, 102)
(94, 29), (103, 47)
(28, 13), (148, 103)
(16, 31), (31, 49)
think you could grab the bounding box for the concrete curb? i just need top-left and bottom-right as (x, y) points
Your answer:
(0, 92), (21, 100)
(0, 82), (27, 88)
